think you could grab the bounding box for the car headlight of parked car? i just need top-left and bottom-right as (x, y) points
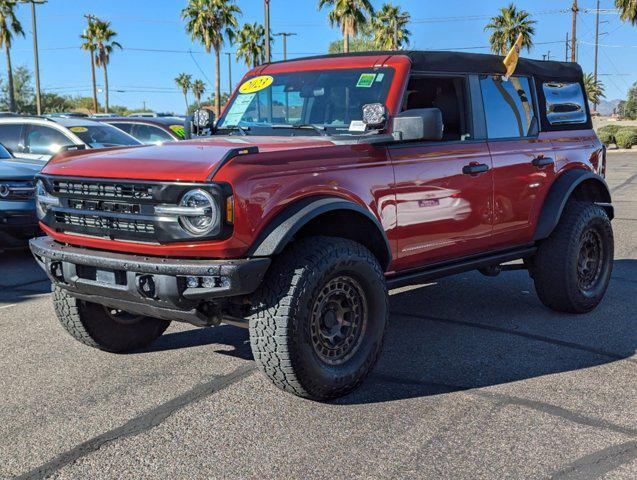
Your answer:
(35, 180), (60, 220)
(155, 188), (219, 237)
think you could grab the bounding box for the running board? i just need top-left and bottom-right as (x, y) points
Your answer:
(386, 246), (537, 289)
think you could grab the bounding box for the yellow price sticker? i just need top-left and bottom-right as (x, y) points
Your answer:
(69, 126), (88, 133)
(239, 75), (273, 94)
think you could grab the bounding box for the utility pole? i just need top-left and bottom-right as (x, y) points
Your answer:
(264, 0), (271, 63)
(565, 32), (569, 61)
(571, 0), (578, 62)
(20, 0), (46, 115)
(225, 52), (233, 94)
(594, 0), (600, 82)
(273, 32), (296, 61)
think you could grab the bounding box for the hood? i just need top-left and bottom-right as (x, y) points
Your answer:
(41, 136), (336, 182)
(0, 159), (43, 180)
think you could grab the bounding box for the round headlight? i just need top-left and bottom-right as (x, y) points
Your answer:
(178, 189), (218, 237)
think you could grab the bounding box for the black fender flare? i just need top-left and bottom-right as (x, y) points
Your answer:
(248, 196), (392, 265)
(533, 169), (613, 241)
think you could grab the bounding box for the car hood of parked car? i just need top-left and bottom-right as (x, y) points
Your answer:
(41, 136), (337, 182)
(0, 159), (43, 180)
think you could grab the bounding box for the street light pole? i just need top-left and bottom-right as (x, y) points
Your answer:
(264, 0), (271, 63)
(20, 0), (46, 115)
(273, 32), (296, 61)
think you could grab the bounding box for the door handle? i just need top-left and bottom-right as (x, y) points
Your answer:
(532, 157), (554, 168)
(462, 163), (490, 175)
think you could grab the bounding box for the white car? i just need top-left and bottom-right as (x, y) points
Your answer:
(0, 116), (142, 162)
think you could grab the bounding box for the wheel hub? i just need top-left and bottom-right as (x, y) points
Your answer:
(577, 228), (603, 291)
(309, 276), (368, 365)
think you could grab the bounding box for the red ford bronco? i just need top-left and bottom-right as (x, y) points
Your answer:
(30, 51), (613, 400)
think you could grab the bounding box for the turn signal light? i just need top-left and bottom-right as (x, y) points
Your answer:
(226, 196), (234, 224)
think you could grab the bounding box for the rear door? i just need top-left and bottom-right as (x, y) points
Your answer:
(479, 75), (557, 248)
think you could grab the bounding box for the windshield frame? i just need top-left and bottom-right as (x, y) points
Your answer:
(216, 66), (396, 137)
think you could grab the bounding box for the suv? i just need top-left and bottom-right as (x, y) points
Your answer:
(0, 143), (41, 248)
(0, 116), (141, 162)
(30, 52), (614, 400)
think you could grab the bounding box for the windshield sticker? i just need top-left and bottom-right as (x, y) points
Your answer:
(239, 75), (274, 94)
(169, 125), (185, 138)
(375, 73), (385, 82)
(69, 126), (88, 133)
(356, 73), (377, 88)
(224, 93), (256, 125)
(348, 120), (367, 132)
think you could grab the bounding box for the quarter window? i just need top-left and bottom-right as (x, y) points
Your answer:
(480, 76), (537, 139)
(543, 82), (587, 125)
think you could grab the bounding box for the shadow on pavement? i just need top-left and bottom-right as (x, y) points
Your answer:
(0, 247), (51, 305)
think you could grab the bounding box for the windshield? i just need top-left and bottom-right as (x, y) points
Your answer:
(68, 125), (142, 148)
(216, 68), (394, 135)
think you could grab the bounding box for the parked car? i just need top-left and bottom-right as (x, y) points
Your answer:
(0, 143), (41, 248)
(0, 116), (142, 162)
(30, 51), (613, 401)
(98, 116), (186, 144)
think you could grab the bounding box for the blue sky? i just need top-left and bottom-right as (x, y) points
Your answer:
(4, 0), (636, 113)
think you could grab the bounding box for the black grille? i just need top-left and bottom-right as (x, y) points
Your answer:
(53, 180), (153, 200)
(55, 212), (155, 234)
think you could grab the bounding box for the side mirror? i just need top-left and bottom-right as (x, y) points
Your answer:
(392, 108), (444, 141)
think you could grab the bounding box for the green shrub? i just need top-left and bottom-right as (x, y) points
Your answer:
(598, 124), (624, 136)
(597, 129), (615, 146)
(614, 128), (637, 149)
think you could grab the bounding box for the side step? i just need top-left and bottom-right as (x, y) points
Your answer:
(386, 245), (537, 289)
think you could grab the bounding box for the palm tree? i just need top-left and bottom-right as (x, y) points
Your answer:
(175, 73), (193, 115)
(182, 0), (241, 117)
(236, 23), (266, 68)
(318, 0), (374, 53)
(92, 19), (121, 113)
(584, 73), (605, 107)
(616, 0), (637, 25)
(0, 0), (24, 112)
(372, 3), (410, 51)
(80, 16), (99, 114)
(484, 3), (536, 56)
(192, 79), (206, 106)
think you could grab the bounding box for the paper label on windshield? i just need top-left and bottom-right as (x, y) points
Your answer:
(349, 120), (367, 132)
(69, 126), (88, 133)
(169, 125), (185, 138)
(224, 93), (255, 125)
(356, 73), (377, 88)
(239, 75), (273, 94)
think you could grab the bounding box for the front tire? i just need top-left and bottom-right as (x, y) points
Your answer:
(52, 286), (171, 352)
(532, 201), (614, 313)
(248, 237), (388, 401)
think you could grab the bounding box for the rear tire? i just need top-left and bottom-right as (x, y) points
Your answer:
(248, 237), (388, 401)
(52, 286), (170, 352)
(532, 201), (613, 313)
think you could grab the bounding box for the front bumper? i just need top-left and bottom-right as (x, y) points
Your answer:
(30, 236), (270, 326)
(0, 206), (39, 246)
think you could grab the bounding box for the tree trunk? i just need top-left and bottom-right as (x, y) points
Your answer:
(344, 32), (350, 53)
(214, 47), (221, 118)
(90, 51), (98, 113)
(103, 64), (109, 113)
(5, 46), (16, 112)
(184, 92), (189, 116)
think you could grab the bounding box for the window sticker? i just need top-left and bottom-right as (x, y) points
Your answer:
(169, 125), (185, 138)
(348, 120), (367, 132)
(356, 73), (377, 88)
(69, 126), (88, 133)
(239, 75), (274, 94)
(375, 73), (385, 82)
(224, 93), (256, 125)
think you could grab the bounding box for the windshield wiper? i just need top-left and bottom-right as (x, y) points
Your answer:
(271, 124), (328, 137)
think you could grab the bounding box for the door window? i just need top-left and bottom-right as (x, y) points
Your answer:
(0, 124), (24, 152)
(24, 125), (73, 155)
(480, 76), (537, 139)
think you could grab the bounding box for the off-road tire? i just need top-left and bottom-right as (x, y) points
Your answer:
(533, 201), (613, 313)
(248, 237), (388, 401)
(52, 286), (171, 352)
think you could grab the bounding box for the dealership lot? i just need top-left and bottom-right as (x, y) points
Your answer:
(1, 153), (635, 480)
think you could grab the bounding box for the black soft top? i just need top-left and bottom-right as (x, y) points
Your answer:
(277, 50), (584, 82)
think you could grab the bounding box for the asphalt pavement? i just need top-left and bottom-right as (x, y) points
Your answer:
(1, 153), (635, 479)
